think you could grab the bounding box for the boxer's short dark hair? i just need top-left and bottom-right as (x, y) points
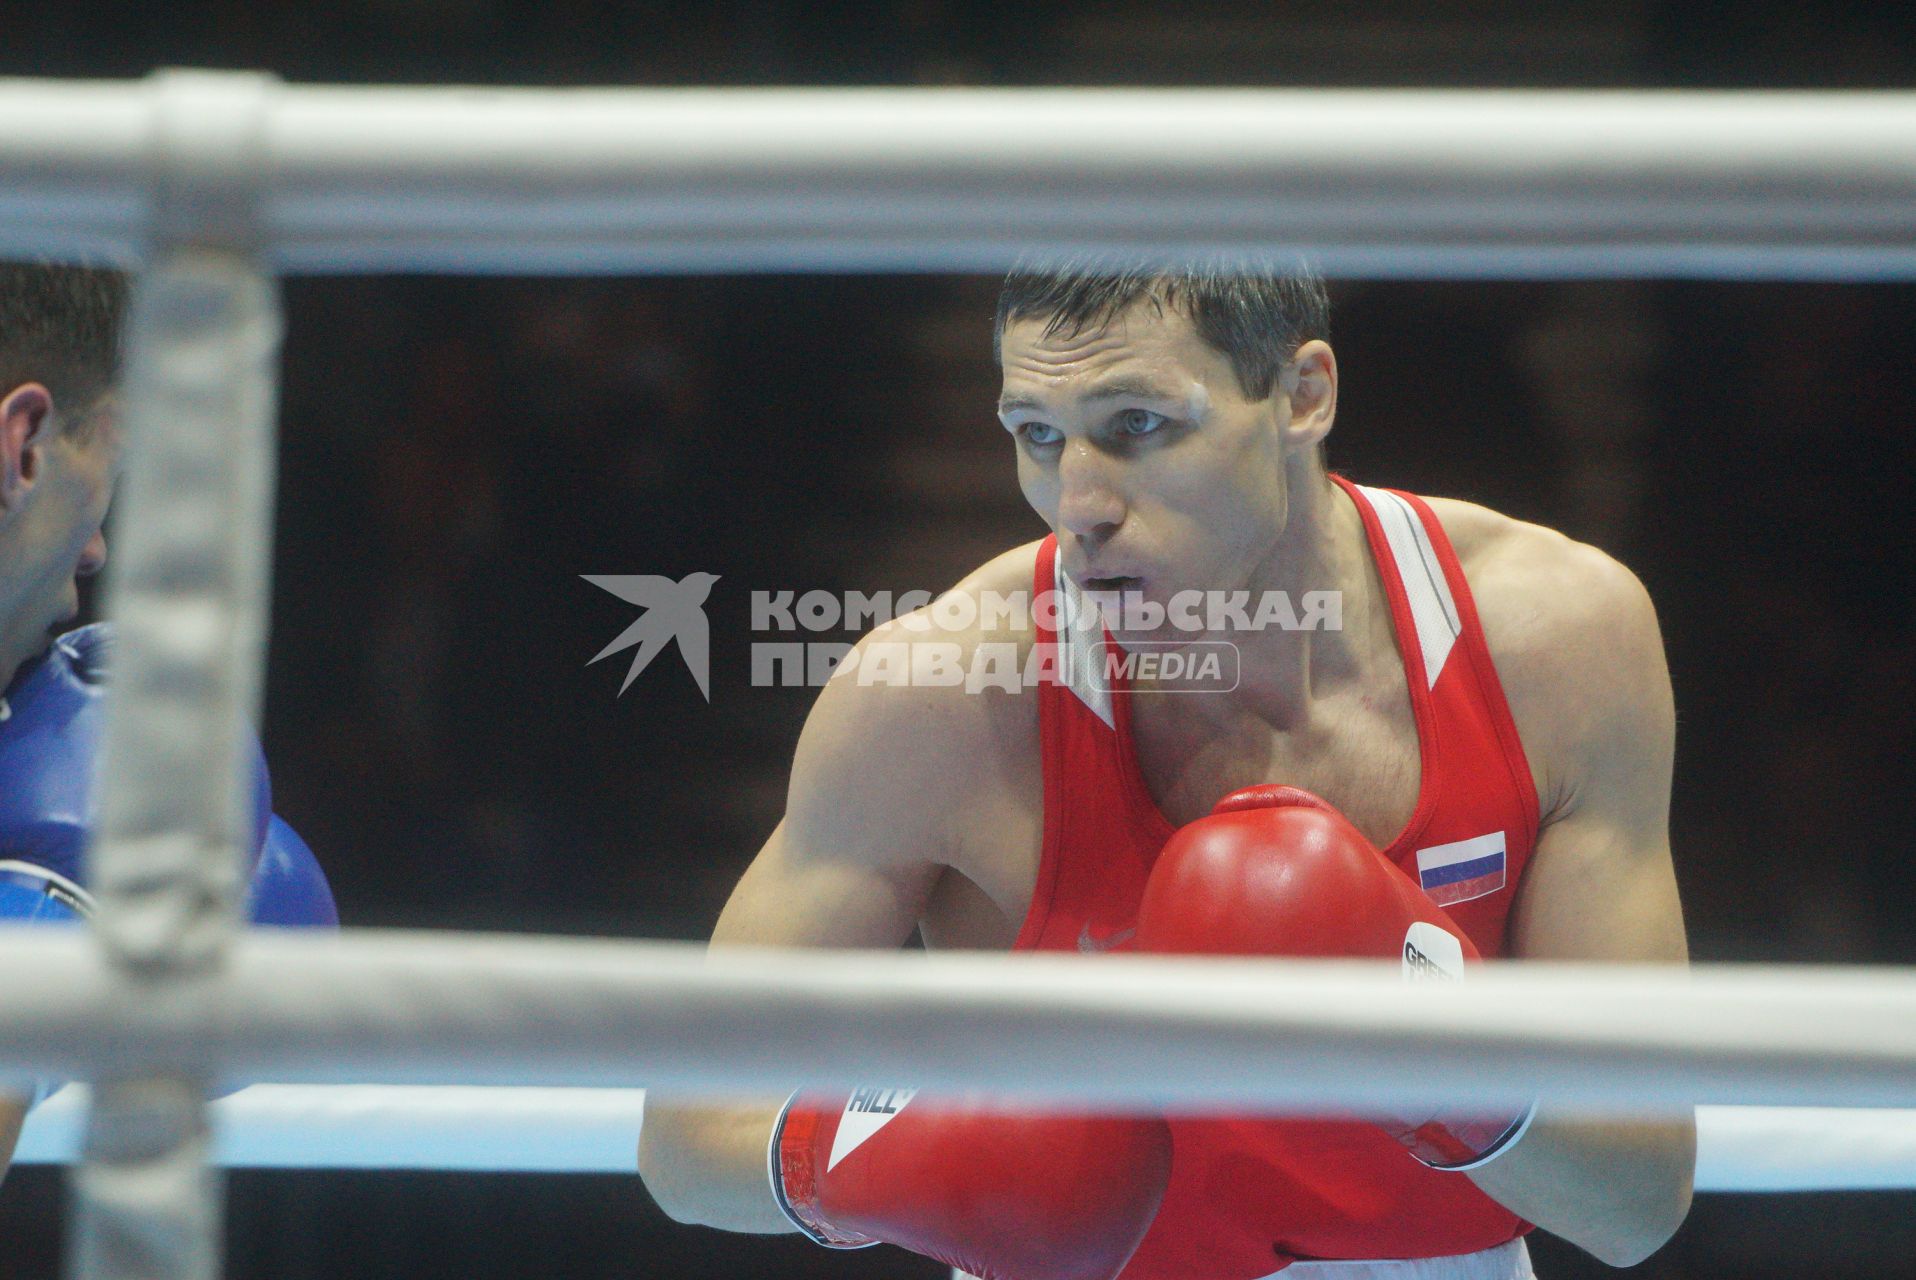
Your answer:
(0, 262), (130, 439)
(993, 255), (1329, 400)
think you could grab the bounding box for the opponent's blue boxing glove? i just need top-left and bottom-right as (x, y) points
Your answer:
(0, 859), (94, 924)
(0, 624), (279, 1110)
(0, 860), (94, 1107)
(195, 815), (340, 1101)
(0, 816), (339, 937)
(0, 623), (273, 887)
(0, 833), (340, 1109)
(247, 815), (338, 928)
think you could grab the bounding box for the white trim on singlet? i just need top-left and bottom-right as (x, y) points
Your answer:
(1354, 484), (1462, 690)
(1052, 552), (1117, 731)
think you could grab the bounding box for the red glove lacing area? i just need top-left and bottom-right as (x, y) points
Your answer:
(769, 1098), (879, 1249)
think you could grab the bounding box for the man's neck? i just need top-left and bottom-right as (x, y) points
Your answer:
(1161, 467), (1383, 731)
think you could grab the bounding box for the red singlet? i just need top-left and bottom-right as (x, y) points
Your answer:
(1017, 476), (1540, 1277)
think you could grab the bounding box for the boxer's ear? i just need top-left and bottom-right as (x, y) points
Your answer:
(1279, 340), (1337, 453)
(0, 383), (53, 510)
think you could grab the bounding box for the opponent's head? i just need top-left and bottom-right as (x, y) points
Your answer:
(0, 262), (128, 690)
(995, 257), (1334, 637)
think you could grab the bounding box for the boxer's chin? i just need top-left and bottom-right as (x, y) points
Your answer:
(1079, 578), (1147, 625)
(1110, 626), (1207, 656)
(1089, 582), (1204, 647)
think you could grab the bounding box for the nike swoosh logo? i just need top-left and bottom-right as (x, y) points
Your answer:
(1078, 923), (1137, 953)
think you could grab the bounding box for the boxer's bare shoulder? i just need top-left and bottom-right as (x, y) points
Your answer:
(1422, 495), (1671, 826)
(714, 541), (1045, 951)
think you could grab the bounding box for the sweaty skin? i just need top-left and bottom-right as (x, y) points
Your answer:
(639, 301), (1693, 1266)
(0, 384), (116, 690)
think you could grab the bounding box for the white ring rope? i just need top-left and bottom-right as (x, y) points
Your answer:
(15, 1089), (1911, 1192)
(2, 75), (1916, 277)
(1, 929), (1914, 1111)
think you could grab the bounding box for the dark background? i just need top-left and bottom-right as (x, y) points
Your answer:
(4, 2), (1916, 1277)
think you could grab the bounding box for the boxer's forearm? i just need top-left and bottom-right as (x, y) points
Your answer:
(638, 1094), (800, 1234)
(1466, 1109), (1694, 1267)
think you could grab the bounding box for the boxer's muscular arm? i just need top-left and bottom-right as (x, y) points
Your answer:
(639, 614), (991, 1233)
(1464, 526), (1694, 1267)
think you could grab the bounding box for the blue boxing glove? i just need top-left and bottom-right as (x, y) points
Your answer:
(0, 624), (278, 1110)
(0, 623), (273, 886)
(200, 814), (338, 1101)
(0, 860), (93, 1107)
(0, 859), (94, 924)
(247, 815), (338, 928)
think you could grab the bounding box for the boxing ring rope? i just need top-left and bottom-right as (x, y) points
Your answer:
(4, 75), (1916, 279)
(3, 67), (1916, 1277)
(6, 929), (1916, 1109)
(4, 929), (1916, 1189)
(12, 1089), (1916, 1193)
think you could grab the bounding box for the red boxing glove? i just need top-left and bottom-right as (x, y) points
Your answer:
(1135, 785), (1533, 1170)
(772, 1088), (1172, 1280)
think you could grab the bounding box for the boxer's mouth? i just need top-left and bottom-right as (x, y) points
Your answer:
(1080, 575), (1143, 593)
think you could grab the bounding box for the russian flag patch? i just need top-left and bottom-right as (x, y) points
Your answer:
(1415, 832), (1507, 907)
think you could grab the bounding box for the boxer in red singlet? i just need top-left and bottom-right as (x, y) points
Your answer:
(640, 261), (1694, 1278)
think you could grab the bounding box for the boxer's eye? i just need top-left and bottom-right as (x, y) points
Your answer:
(1016, 421), (1063, 448)
(1113, 409), (1167, 437)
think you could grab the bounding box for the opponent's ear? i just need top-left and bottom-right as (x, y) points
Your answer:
(1280, 341), (1338, 452)
(0, 383), (53, 511)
